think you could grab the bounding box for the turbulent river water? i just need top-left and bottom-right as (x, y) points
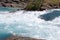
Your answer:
(0, 7), (60, 40)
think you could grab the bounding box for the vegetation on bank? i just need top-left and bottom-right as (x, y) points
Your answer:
(24, 0), (60, 11)
(24, 0), (44, 11)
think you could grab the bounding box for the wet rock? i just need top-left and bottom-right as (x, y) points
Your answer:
(1, 3), (6, 7)
(0, 0), (6, 2)
(12, 0), (20, 4)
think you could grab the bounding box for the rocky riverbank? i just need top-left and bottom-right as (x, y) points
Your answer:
(6, 35), (45, 40)
(0, 0), (28, 9)
(0, 0), (60, 11)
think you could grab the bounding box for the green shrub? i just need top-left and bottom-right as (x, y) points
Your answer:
(25, 0), (44, 10)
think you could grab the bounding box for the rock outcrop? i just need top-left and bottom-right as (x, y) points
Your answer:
(0, 0), (28, 9)
(41, 0), (60, 10)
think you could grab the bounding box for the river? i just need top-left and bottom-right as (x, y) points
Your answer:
(0, 7), (60, 40)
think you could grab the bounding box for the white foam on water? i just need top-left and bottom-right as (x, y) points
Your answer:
(0, 9), (60, 40)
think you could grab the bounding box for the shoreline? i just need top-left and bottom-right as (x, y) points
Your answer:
(6, 35), (45, 40)
(0, 0), (60, 11)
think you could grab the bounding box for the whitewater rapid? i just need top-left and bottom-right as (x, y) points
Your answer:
(0, 9), (60, 40)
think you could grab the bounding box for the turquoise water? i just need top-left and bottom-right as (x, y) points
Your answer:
(0, 7), (18, 40)
(0, 33), (12, 40)
(0, 7), (20, 11)
(0, 7), (60, 40)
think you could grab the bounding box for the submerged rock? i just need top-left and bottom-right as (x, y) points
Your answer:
(38, 10), (60, 21)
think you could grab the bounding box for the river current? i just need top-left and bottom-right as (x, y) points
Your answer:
(0, 7), (60, 40)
